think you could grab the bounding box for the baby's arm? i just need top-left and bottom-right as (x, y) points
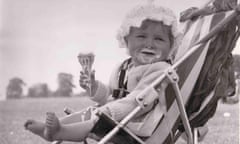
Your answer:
(87, 63), (122, 105)
(100, 62), (170, 121)
(130, 62), (170, 115)
(89, 80), (111, 105)
(79, 70), (110, 105)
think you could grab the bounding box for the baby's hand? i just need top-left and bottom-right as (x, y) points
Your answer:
(79, 70), (97, 96)
(180, 7), (200, 22)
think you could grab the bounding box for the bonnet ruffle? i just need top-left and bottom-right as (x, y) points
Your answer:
(116, 4), (183, 60)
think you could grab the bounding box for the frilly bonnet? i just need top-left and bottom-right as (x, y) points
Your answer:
(116, 3), (183, 61)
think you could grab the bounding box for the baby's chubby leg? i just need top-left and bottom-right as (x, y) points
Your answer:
(24, 108), (88, 135)
(45, 111), (98, 142)
(60, 108), (90, 124)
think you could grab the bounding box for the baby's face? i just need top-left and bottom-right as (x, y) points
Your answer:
(125, 19), (172, 66)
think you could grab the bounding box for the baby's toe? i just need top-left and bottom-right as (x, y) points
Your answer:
(24, 119), (34, 129)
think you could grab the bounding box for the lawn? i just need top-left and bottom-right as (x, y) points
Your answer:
(0, 97), (238, 144)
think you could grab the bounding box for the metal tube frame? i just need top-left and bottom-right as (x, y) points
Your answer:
(169, 76), (193, 144)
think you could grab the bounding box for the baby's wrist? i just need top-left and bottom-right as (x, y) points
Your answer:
(88, 80), (98, 97)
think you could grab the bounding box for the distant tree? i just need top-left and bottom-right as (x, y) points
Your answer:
(54, 73), (75, 97)
(6, 77), (26, 99)
(27, 83), (50, 98)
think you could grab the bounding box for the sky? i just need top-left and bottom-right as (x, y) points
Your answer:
(0, 0), (239, 100)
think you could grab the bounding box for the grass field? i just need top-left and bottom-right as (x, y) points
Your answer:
(0, 97), (239, 144)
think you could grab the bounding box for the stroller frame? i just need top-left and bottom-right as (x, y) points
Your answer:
(96, 9), (238, 144)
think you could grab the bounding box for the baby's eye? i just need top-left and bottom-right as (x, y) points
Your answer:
(136, 35), (146, 39)
(155, 37), (164, 41)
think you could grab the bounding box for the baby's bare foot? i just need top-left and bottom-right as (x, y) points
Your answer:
(44, 112), (61, 141)
(24, 119), (45, 137)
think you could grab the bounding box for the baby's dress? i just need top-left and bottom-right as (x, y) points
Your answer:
(81, 61), (171, 136)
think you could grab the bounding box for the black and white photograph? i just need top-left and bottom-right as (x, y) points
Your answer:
(0, 0), (239, 144)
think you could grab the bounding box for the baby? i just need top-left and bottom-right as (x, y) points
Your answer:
(24, 3), (182, 142)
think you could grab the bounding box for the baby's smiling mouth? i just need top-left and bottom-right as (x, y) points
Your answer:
(136, 49), (162, 64)
(141, 50), (156, 56)
(140, 49), (162, 60)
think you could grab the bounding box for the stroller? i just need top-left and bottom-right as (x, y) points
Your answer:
(53, 2), (240, 144)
